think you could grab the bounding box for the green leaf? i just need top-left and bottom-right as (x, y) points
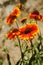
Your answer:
(28, 54), (35, 65)
(21, 43), (27, 53)
(41, 46), (43, 51)
(38, 35), (42, 41)
(2, 47), (8, 52)
(34, 45), (39, 54)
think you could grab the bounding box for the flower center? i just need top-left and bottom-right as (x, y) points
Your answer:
(12, 28), (19, 32)
(32, 10), (39, 15)
(24, 27), (33, 34)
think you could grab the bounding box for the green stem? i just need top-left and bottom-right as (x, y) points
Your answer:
(17, 37), (24, 65)
(16, 21), (24, 65)
(7, 53), (11, 65)
(30, 40), (33, 54)
(30, 40), (33, 47)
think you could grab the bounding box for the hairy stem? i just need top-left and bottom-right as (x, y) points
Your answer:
(7, 53), (11, 65)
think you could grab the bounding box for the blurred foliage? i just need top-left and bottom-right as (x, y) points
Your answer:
(0, 60), (3, 65)
(15, 36), (43, 65)
(2, 47), (8, 52)
(27, 19), (37, 24)
(20, 0), (27, 4)
(14, 43), (19, 47)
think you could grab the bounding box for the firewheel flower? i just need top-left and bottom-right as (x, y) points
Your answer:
(7, 14), (16, 25)
(29, 10), (43, 20)
(12, 7), (21, 17)
(20, 17), (27, 23)
(6, 7), (21, 25)
(19, 24), (39, 40)
(6, 28), (20, 40)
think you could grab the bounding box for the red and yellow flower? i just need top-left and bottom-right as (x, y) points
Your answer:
(29, 10), (43, 20)
(6, 28), (20, 40)
(7, 14), (16, 25)
(19, 23), (39, 40)
(6, 7), (21, 25)
(12, 7), (21, 17)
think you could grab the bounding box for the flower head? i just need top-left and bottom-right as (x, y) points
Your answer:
(32, 10), (39, 15)
(12, 7), (21, 17)
(7, 14), (16, 25)
(6, 28), (19, 40)
(6, 7), (21, 25)
(19, 24), (39, 40)
(6, 32), (13, 40)
(29, 10), (43, 20)
(20, 17), (27, 23)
